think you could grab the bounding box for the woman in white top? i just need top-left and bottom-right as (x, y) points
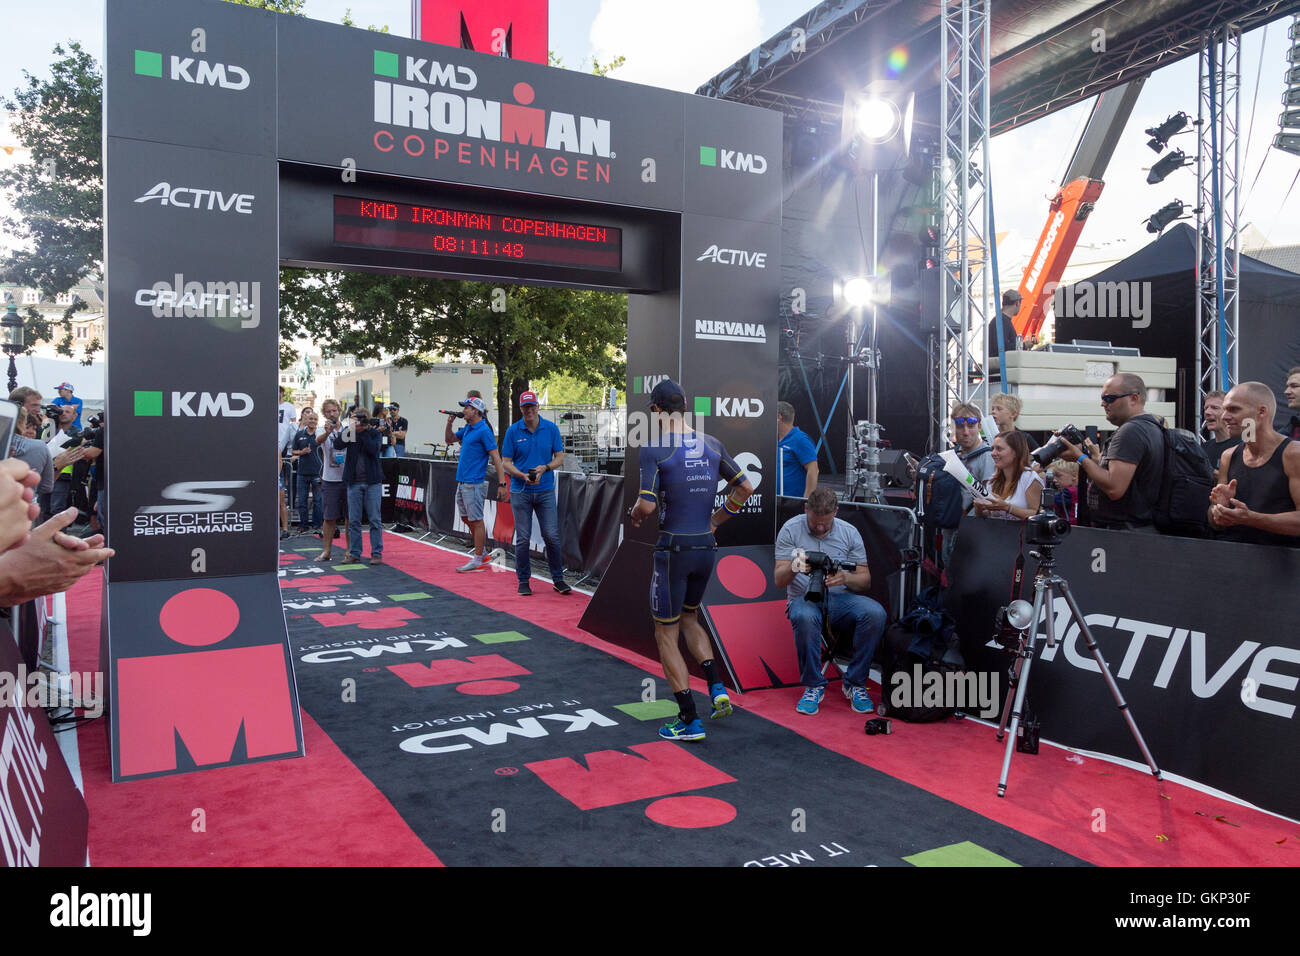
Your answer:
(975, 430), (1044, 520)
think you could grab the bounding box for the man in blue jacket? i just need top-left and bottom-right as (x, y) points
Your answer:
(344, 410), (385, 564)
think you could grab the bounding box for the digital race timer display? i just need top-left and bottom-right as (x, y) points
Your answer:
(333, 196), (622, 271)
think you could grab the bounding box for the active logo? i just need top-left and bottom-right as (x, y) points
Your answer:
(693, 396), (766, 419)
(698, 145), (767, 174)
(134, 49), (249, 90)
(694, 319), (766, 344)
(133, 390), (254, 418)
(134, 182), (254, 214)
(133, 481), (254, 537)
(134, 276), (260, 327)
(696, 244), (767, 268)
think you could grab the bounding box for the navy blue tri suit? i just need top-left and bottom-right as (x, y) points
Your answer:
(638, 429), (743, 624)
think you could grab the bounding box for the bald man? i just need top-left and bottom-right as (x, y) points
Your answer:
(1209, 381), (1300, 547)
(1055, 373), (1164, 531)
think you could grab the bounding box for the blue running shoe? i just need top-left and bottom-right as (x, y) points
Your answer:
(796, 686), (825, 715)
(709, 683), (732, 720)
(658, 716), (706, 741)
(843, 683), (874, 714)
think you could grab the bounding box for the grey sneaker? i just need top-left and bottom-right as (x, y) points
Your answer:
(457, 554), (487, 572)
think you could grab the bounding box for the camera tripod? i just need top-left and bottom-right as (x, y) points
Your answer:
(995, 542), (1163, 797)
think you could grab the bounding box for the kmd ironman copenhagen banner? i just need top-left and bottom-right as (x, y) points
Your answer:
(105, 0), (303, 779)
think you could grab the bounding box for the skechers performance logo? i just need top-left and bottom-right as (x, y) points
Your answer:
(696, 245), (767, 268)
(134, 49), (249, 90)
(695, 320), (766, 344)
(134, 276), (260, 327)
(134, 481), (254, 536)
(134, 182), (254, 214)
(133, 391), (254, 418)
(699, 145), (767, 174)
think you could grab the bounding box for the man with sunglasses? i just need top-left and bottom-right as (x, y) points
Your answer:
(1056, 374), (1164, 532)
(941, 403), (996, 566)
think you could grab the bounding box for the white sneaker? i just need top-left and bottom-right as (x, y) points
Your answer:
(457, 554), (487, 572)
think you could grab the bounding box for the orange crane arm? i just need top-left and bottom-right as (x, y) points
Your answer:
(1013, 177), (1105, 340)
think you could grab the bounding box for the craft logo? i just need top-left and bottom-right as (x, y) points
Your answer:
(134, 182), (254, 214)
(698, 145), (768, 174)
(133, 275), (260, 327)
(133, 390), (254, 418)
(372, 51), (613, 181)
(133, 480), (254, 536)
(694, 396), (766, 419)
(694, 319), (766, 344)
(134, 48), (249, 91)
(696, 244), (767, 268)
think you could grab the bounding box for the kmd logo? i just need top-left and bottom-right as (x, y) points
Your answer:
(134, 480), (254, 537)
(134, 49), (250, 90)
(696, 245), (767, 268)
(699, 145), (768, 174)
(695, 396), (766, 418)
(133, 390), (254, 418)
(134, 182), (254, 215)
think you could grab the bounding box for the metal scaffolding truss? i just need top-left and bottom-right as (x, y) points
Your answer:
(1195, 24), (1241, 430)
(935, 0), (992, 446)
(993, 0), (1300, 135)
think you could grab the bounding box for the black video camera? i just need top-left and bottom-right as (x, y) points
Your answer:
(1030, 424), (1087, 468)
(803, 550), (858, 604)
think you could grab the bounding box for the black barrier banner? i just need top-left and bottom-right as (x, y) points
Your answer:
(1, 629), (90, 866)
(947, 520), (1300, 820)
(382, 458), (434, 531)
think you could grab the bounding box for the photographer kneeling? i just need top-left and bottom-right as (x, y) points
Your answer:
(775, 487), (886, 716)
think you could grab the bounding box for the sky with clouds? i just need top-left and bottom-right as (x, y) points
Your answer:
(3, 0), (1299, 261)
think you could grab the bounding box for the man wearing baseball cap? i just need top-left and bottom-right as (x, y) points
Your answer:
(445, 396), (507, 571)
(388, 403), (408, 457)
(501, 391), (569, 596)
(628, 378), (755, 741)
(52, 382), (83, 430)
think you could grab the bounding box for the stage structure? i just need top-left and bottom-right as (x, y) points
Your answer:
(1195, 24), (1242, 431)
(104, 0), (781, 781)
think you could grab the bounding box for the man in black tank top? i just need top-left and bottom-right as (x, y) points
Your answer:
(1209, 382), (1300, 547)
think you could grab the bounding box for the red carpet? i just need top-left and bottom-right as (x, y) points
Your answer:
(62, 533), (1296, 866)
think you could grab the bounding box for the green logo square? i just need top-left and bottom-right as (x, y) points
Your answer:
(374, 50), (399, 78)
(694, 396), (711, 417)
(633, 376), (643, 394)
(134, 50), (163, 78)
(134, 390), (164, 417)
(699, 146), (716, 166)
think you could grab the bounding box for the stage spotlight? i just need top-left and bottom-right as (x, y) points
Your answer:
(1145, 111), (1190, 153)
(837, 276), (891, 308)
(853, 97), (901, 144)
(1146, 149), (1191, 184)
(1144, 200), (1189, 234)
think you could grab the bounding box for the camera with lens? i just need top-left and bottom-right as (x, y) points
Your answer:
(1030, 424), (1087, 468)
(803, 550), (858, 604)
(1026, 508), (1070, 546)
(43, 403), (65, 421)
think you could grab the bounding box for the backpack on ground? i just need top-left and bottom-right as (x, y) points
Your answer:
(876, 587), (967, 723)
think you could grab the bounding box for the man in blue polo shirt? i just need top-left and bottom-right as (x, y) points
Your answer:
(445, 396), (507, 571)
(501, 390), (569, 596)
(777, 401), (819, 498)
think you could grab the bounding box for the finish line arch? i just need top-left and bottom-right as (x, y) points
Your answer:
(104, 0), (781, 780)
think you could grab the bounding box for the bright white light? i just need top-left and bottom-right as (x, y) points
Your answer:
(854, 98), (900, 142)
(842, 276), (874, 307)
(1006, 600), (1035, 630)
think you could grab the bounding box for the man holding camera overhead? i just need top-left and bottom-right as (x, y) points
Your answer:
(775, 487), (885, 717)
